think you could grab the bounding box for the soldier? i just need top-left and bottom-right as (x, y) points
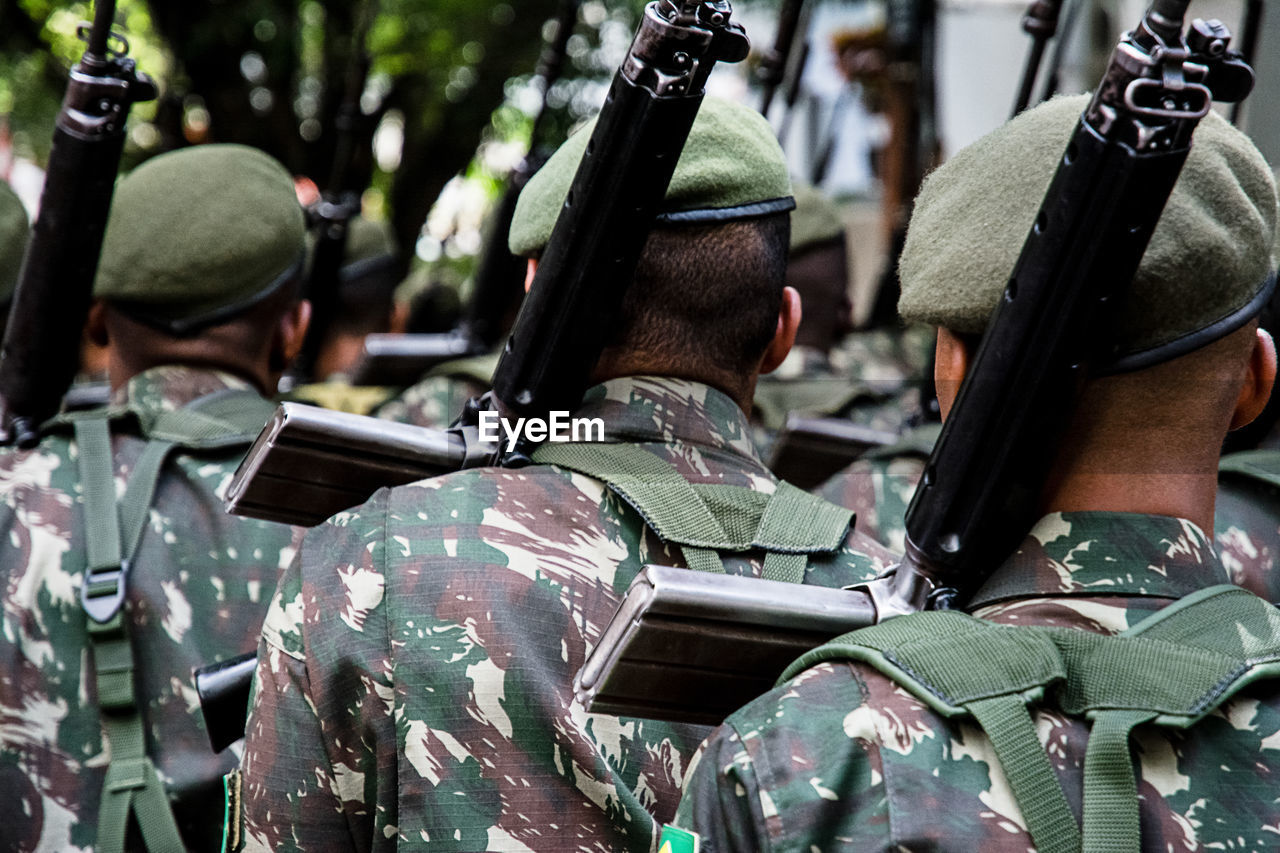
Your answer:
(287, 215), (407, 414)
(752, 183), (929, 452)
(664, 94), (1280, 851)
(0, 144), (308, 852)
(232, 97), (896, 852)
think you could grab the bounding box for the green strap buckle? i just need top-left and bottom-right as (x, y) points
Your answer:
(81, 560), (129, 623)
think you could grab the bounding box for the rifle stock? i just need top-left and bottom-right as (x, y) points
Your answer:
(0, 1), (155, 446)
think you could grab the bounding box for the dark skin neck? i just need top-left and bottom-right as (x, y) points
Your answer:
(934, 323), (1277, 532)
(87, 299), (311, 397)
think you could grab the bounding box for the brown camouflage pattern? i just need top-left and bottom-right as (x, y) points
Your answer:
(0, 366), (301, 852)
(237, 375), (896, 852)
(372, 353), (500, 429)
(1214, 459), (1280, 604)
(672, 512), (1280, 852)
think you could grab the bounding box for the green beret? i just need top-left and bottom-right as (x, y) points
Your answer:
(509, 96), (794, 256)
(899, 95), (1278, 371)
(0, 182), (30, 306)
(790, 182), (845, 253)
(96, 144), (306, 335)
(339, 216), (398, 290)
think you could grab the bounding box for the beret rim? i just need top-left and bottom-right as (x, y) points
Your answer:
(655, 196), (797, 224)
(113, 251), (304, 337)
(1098, 270), (1278, 375)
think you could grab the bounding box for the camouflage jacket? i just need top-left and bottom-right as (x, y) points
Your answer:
(814, 422), (938, 553)
(1214, 452), (1280, 604)
(372, 352), (499, 429)
(670, 512), (1280, 852)
(751, 326), (933, 460)
(236, 375), (896, 853)
(0, 366), (300, 852)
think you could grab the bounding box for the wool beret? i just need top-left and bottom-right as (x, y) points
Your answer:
(509, 96), (794, 256)
(339, 215), (399, 291)
(790, 182), (846, 253)
(0, 181), (29, 306)
(95, 144), (306, 335)
(899, 94), (1278, 371)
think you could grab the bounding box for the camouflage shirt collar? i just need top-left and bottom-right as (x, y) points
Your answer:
(967, 511), (1227, 610)
(576, 376), (764, 464)
(114, 365), (259, 415)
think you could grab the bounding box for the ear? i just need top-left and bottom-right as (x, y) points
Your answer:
(524, 259), (538, 294)
(86, 300), (110, 347)
(934, 327), (970, 422)
(1229, 327), (1278, 430)
(759, 286), (802, 375)
(275, 299), (313, 372)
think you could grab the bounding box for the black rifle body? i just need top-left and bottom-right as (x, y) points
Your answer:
(0, 1), (155, 446)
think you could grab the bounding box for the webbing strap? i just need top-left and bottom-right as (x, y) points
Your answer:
(72, 393), (262, 853)
(529, 442), (852, 583)
(782, 588), (1280, 853)
(1219, 449), (1280, 490)
(967, 696), (1081, 853)
(1081, 710), (1154, 853)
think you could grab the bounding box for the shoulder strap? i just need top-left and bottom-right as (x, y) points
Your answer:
(529, 442), (853, 582)
(73, 388), (269, 853)
(1219, 449), (1280, 490)
(780, 586), (1280, 853)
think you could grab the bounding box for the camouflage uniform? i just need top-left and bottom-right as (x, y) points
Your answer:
(372, 353), (498, 429)
(237, 376), (895, 852)
(1214, 454), (1280, 604)
(814, 422), (938, 553)
(670, 511), (1280, 852)
(0, 366), (300, 852)
(751, 326), (933, 459)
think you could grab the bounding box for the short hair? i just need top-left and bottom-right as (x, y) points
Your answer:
(614, 212), (790, 375)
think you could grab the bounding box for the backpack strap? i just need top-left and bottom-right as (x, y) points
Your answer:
(778, 585), (1280, 853)
(72, 388), (272, 853)
(1219, 449), (1280, 490)
(529, 442), (853, 583)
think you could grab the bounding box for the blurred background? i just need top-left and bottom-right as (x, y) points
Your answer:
(1, 0), (1275, 324)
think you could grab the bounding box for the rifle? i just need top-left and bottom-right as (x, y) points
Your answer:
(864, 0), (938, 329)
(757, 0), (806, 118)
(288, 0), (377, 385)
(0, 0), (155, 447)
(1011, 1), (1064, 118)
(1037, 0), (1085, 103)
(1229, 0), (1263, 126)
(200, 0), (751, 747)
(348, 0), (582, 388)
(576, 0), (1258, 726)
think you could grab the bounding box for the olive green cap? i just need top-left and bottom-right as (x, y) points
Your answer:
(95, 144), (307, 335)
(509, 96), (794, 256)
(790, 182), (845, 253)
(0, 181), (29, 306)
(339, 216), (399, 291)
(899, 95), (1278, 372)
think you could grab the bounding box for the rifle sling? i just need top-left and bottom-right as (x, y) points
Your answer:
(72, 388), (272, 853)
(529, 441), (853, 582)
(780, 585), (1280, 853)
